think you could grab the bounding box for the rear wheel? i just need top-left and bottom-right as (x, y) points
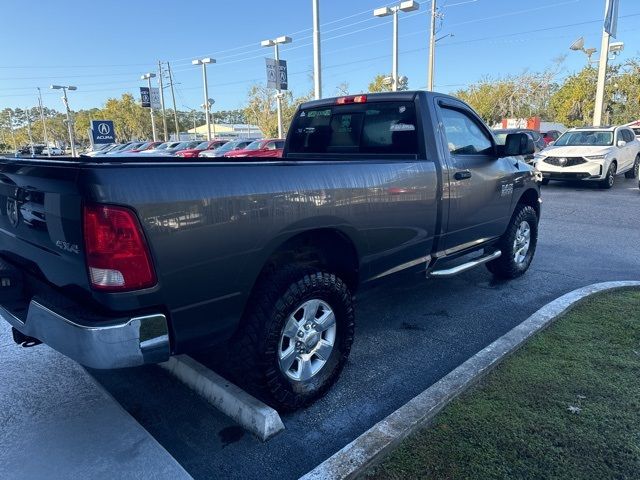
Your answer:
(232, 267), (354, 411)
(624, 155), (640, 179)
(486, 204), (538, 279)
(600, 162), (616, 189)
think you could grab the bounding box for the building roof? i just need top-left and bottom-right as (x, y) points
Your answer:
(187, 123), (263, 137)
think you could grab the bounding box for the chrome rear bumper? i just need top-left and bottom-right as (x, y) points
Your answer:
(0, 300), (170, 369)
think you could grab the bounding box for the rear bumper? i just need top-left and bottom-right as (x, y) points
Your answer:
(1, 301), (170, 369)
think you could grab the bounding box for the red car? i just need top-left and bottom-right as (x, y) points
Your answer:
(223, 139), (285, 158)
(129, 141), (162, 153)
(542, 130), (561, 145)
(175, 140), (228, 158)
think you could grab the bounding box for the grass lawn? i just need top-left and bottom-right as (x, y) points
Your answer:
(367, 290), (640, 480)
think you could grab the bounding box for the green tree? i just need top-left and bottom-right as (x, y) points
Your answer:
(368, 74), (409, 93)
(244, 85), (312, 138)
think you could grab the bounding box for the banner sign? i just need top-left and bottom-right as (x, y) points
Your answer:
(140, 87), (151, 107)
(90, 120), (115, 144)
(604, 0), (619, 37)
(265, 58), (288, 90)
(150, 87), (162, 109)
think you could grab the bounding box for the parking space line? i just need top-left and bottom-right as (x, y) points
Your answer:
(161, 355), (285, 442)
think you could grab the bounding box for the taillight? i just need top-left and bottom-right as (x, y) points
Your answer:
(336, 95), (367, 105)
(83, 204), (157, 292)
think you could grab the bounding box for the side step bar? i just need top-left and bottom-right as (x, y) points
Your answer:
(429, 250), (502, 278)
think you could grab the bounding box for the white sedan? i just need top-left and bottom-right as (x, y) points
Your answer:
(41, 147), (64, 156)
(534, 126), (640, 189)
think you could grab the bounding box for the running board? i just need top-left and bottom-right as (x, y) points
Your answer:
(428, 250), (502, 278)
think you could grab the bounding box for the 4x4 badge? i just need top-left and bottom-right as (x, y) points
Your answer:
(6, 198), (19, 228)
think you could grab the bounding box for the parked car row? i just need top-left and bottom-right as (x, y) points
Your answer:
(82, 137), (285, 159)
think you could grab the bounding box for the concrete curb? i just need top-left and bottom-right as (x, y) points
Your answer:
(300, 281), (640, 480)
(161, 355), (285, 441)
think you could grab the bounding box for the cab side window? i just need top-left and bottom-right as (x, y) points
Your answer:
(440, 107), (493, 155)
(623, 129), (634, 142)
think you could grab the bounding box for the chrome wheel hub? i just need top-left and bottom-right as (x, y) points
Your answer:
(513, 221), (531, 264)
(278, 299), (337, 382)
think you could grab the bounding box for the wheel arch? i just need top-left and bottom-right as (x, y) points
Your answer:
(516, 187), (540, 219)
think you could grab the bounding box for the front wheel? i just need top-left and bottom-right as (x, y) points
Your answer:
(599, 163), (616, 189)
(232, 267), (354, 411)
(624, 155), (640, 179)
(486, 204), (538, 279)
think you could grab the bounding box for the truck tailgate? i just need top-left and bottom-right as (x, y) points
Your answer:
(0, 159), (87, 289)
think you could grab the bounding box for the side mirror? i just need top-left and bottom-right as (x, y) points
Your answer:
(548, 141), (555, 146)
(617, 140), (626, 147)
(502, 133), (534, 157)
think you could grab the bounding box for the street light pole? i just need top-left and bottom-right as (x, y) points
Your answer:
(37, 88), (51, 156)
(427, 0), (436, 91)
(141, 73), (157, 141)
(312, 0), (322, 99)
(374, 1), (419, 92)
(51, 85), (77, 157)
(261, 36), (292, 138)
(192, 58), (215, 141)
(593, 30), (610, 127)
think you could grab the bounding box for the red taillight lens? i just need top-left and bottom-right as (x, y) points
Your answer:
(336, 95), (367, 105)
(83, 204), (157, 292)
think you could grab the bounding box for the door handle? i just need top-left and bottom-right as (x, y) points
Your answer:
(454, 170), (472, 180)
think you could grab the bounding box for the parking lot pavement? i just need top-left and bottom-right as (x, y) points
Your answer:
(0, 325), (192, 480)
(68, 178), (640, 479)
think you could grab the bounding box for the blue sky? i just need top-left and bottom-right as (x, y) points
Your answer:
(0, 0), (638, 113)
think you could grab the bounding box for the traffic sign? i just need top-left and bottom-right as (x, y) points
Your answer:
(90, 120), (115, 144)
(265, 58), (288, 90)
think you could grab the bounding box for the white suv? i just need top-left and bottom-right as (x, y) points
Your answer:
(534, 126), (640, 188)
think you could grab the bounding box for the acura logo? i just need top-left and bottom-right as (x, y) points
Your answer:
(558, 157), (567, 166)
(97, 123), (111, 135)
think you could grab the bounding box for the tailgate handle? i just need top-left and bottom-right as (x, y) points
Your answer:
(454, 170), (472, 180)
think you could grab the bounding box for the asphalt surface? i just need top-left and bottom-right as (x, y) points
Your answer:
(25, 177), (640, 479)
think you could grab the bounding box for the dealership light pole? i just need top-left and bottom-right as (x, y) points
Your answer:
(141, 73), (158, 141)
(37, 88), (51, 156)
(192, 58), (215, 141)
(50, 85), (77, 157)
(312, 0), (322, 99)
(261, 36), (292, 138)
(427, 0), (436, 91)
(201, 99), (216, 138)
(374, 1), (419, 92)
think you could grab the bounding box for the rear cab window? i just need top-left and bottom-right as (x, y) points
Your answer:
(287, 101), (420, 158)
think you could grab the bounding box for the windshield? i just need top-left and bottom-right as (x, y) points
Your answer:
(195, 141), (210, 150)
(243, 141), (263, 151)
(555, 130), (613, 146)
(154, 142), (170, 150)
(214, 141), (242, 154)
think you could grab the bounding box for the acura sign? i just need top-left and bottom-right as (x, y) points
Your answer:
(91, 120), (115, 144)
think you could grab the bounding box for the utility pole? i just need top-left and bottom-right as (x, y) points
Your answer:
(158, 61), (169, 141)
(25, 108), (34, 155)
(37, 88), (51, 156)
(427, 0), (437, 91)
(167, 62), (180, 140)
(7, 111), (16, 152)
(312, 0), (322, 99)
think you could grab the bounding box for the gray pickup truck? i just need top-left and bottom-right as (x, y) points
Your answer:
(0, 91), (539, 410)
